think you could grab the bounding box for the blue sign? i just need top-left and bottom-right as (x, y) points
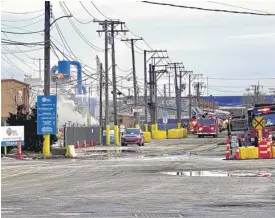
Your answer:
(37, 95), (57, 135)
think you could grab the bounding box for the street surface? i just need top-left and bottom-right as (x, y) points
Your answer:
(2, 134), (275, 218)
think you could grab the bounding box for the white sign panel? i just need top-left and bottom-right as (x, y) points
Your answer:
(1, 126), (25, 147)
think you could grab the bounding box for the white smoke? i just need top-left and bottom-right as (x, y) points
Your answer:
(57, 95), (98, 125)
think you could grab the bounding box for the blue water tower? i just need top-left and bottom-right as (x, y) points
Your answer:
(58, 60), (70, 80)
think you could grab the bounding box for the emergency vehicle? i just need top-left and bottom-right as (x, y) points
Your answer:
(197, 117), (219, 138)
(248, 104), (275, 146)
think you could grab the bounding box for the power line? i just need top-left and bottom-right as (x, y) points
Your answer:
(2, 13), (44, 22)
(1, 47), (43, 54)
(90, 1), (113, 20)
(208, 77), (275, 80)
(60, 2), (104, 52)
(2, 55), (27, 74)
(1, 9), (44, 14)
(207, 1), (271, 14)
(1, 38), (45, 46)
(141, 1), (275, 16)
(79, 2), (98, 20)
(2, 45), (37, 71)
(2, 19), (43, 29)
(1, 30), (44, 35)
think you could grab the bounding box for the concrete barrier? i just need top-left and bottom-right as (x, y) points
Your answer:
(65, 145), (77, 158)
(143, 132), (152, 143)
(167, 129), (180, 139)
(152, 130), (167, 140)
(239, 146), (259, 160)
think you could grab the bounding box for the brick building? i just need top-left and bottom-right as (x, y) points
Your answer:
(1, 79), (30, 124)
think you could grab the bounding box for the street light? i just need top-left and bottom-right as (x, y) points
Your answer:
(50, 15), (73, 27)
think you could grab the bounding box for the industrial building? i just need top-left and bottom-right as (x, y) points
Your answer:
(1, 79), (30, 125)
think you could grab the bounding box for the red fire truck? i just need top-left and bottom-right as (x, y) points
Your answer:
(248, 103), (275, 145)
(197, 117), (219, 138)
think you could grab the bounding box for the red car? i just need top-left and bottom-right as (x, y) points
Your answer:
(197, 118), (219, 138)
(121, 128), (145, 146)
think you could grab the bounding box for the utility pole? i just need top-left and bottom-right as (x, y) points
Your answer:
(121, 37), (143, 128)
(173, 63), (180, 127)
(32, 58), (42, 79)
(188, 72), (193, 121)
(99, 63), (103, 130)
(43, 1), (51, 157)
(164, 84), (167, 110)
(167, 62), (184, 128)
(143, 50), (166, 132)
(95, 19), (128, 145)
(168, 70), (171, 98)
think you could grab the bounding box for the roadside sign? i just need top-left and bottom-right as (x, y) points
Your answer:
(37, 95), (57, 135)
(163, 111), (168, 124)
(1, 126), (25, 147)
(252, 116), (265, 130)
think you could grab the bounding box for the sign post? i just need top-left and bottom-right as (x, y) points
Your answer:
(252, 116), (266, 142)
(37, 95), (57, 158)
(163, 111), (168, 130)
(1, 126), (24, 158)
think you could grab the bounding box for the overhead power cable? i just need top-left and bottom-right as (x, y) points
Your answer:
(79, 2), (98, 20)
(2, 14), (44, 22)
(207, 1), (271, 14)
(90, 1), (113, 20)
(1, 39), (45, 46)
(60, 2), (104, 52)
(1, 29), (44, 35)
(1, 47), (43, 54)
(2, 45), (36, 70)
(2, 55), (27, 74)
(2, 19), (43, 29)
(208, 77), (275, 80)
(141, 1), (275, 16)
(2, 9), (44, 14)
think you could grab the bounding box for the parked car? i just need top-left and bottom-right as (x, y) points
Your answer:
(121, 128), (145, 146)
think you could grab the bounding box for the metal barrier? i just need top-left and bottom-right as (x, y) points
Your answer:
(64, 126), (101, 147)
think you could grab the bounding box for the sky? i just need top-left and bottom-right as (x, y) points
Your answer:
(1, 0), (275, 97)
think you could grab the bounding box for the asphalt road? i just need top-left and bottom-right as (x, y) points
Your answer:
(2, 134), (275, 218)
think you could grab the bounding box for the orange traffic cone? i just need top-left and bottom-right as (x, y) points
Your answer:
(90, 139), (94, 147)
(235, 147), (240, 160)
(75, 141), (80, 149)
(82, 140), (87, 148)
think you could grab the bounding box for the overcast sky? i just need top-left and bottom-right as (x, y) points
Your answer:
(1, 0), (275, 96)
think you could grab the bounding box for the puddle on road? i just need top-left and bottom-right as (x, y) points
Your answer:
(161, 170), (272, 177)
(85, 149), (137, 154)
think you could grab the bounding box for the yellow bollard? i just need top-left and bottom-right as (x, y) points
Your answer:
(114, 125), (120, 146)
(151, 123), (158, 131)
(43, 134), (51, 158)
(106, 125), (110, 146)
(177, 122), (181, 129)
(4, 146), (7, 155)
(144, 124), (148, 132)
(135, 123), (140, 129)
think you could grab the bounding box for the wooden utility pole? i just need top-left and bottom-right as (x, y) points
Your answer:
(121, 37), (143, 127)
(94, 19), (128, 145)
(143, 50), (166, 131)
